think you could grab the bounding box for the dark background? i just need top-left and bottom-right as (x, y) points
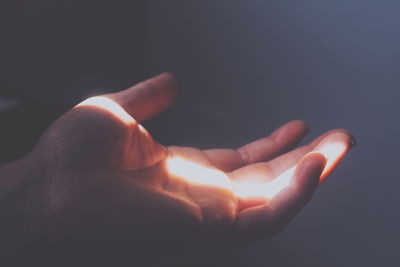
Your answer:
(2, 1), (399, 266)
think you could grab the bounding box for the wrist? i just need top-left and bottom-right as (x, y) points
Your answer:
(0, 155), (49, 253)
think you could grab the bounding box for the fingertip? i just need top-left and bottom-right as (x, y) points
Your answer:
(157, 72), (176, 81)
(321, 131), (353, 146)
(279, 120), (309, 133)
(154, 72), (178, 90)
(350, 134), (357, 148)
(156, 72), (175, 78)
(107, 73), (179, 121)
(290, 120), (309, 132)
(148, 72), (178, 100)
(312, 131), (352, 181)
(273, 120), (309, 146)
(310, 128), (355, 148)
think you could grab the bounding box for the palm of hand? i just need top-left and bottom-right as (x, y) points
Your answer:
(22, 74), (352, 264)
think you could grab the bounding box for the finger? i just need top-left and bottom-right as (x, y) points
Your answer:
(204, 120), (309, 172)
(309, 128), (354, 147)
(229, 145), (311, 185)
(203, 149), (244, 172)
(106, 73), (177, 122)
(238, 120), (309, 164)
(55, 74), (176, 170)
(235, 152), (325, 243)
(313, 131), (353, 181)
(230, 129), (353, 183)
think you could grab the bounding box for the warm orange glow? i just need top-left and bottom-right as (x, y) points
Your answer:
(76, 96), (135, 125)
(166, 157), (233, 192)
(233, 167), (295, 199)
(315, 141), (347, 180)
(166, 157), (294, 199)
(166, 141), (347, 200)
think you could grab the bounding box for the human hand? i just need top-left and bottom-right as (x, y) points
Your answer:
(0, 74), (353, 266)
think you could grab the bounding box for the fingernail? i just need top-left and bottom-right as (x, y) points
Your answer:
(350, 135), (357, 148)
(163, 144), (174, 157)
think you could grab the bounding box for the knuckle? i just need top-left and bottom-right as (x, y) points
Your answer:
(238, 147), (252, 164)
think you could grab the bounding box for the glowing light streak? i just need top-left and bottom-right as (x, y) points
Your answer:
(76, 96), (135, 125)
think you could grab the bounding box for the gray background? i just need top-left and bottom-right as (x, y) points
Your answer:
(2, 1), (399, 266)
(145, 2), (398, 266)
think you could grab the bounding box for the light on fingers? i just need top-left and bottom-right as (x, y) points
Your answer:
(233, 167), (295, 199)
(166, 156), (295, 200)
(315, 141), (348, 181)
(166, 137), (347, 202)
(166, 157), (233, 192)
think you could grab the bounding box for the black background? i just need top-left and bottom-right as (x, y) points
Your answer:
(2, 1), (398, 266)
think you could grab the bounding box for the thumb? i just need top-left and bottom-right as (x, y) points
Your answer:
(106, 73), (177, 122)
(35, 74), (176, 170)
(91, 73), (177, 170)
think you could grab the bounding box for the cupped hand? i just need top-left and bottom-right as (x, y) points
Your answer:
(1, 74), (353, 266)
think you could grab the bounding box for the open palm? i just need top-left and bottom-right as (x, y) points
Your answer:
(18, 74), (352, 266)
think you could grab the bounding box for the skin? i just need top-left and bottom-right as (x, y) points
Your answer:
(0, 73), (354, 266)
